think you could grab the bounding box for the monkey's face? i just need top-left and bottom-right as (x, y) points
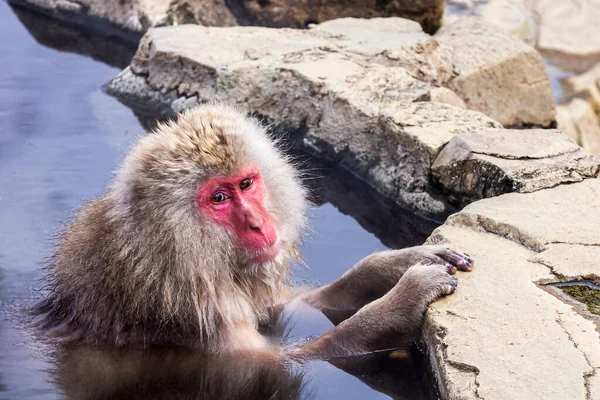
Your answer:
(111, 104), (307, 278)
(196, 164), (280, 264)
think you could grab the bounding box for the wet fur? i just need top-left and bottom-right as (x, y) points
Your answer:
(35, 104), (308, 350)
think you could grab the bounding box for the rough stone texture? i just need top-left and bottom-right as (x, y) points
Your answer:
(537, 0), (600, 73)
(432, 129), (600, 206)
(434, 19), (556, 128)
(557, 98), (600, 158)
(227, 0), (444, 34)
(8, 0), (444, 42)
(424, 178), (600, 400)
(107, 19), (509, 217)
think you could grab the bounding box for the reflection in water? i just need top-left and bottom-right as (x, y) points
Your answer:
(303, 158), (440, 249)
(51, 346), (305, 400)
(10, 4), (136, 69)
(47, 341), (433, 400)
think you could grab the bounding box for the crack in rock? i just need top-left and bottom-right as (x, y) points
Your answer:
(555, 313), (596, 400)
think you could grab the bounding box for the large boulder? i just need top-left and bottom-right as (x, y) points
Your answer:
(424, 178), (600, 399)
(432, 129), (600, 206)
(433, 19), (555, 128)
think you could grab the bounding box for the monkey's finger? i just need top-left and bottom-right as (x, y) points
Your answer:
(445, 262), (457, 275)
(444, 277), (458, 295)
(434, 248), (474, 272)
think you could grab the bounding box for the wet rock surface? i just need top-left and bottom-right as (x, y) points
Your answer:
(432, 129), (600, 207)
(424, 178), (600, 400)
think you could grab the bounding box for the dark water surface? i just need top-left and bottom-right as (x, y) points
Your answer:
(0, 3), (439, 399)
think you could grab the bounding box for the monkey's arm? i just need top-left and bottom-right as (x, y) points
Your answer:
(292, 261), (466, 359)
(300, 246), (472, 324)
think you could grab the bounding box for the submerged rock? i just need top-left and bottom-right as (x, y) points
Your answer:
(432, 129), (600, 207)
(424, 178), (600, 400)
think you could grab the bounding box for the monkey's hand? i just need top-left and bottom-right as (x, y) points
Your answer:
(302, 246), (473, 323)
(297, 259), (470, 360)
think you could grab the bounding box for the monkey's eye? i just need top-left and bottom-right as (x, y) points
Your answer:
(239, 178), (253, 190)
(211, 192), (229, 204)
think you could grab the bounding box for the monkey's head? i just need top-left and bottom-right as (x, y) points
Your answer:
(108, 104), (307, 280)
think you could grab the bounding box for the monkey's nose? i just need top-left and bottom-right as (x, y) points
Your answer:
(247, 215), (264, 231)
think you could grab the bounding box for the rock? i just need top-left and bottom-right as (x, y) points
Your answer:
(562, 63), (600, 112)
(434, 19), (556, 128)
(87, 13), (555, 130)
(537, 0), (600, 73)
(164, 0), (236, 26)
(227, 0), (444, 34)
(106, 19), (532, 217)
(429, 87), (467, 109)
(424, 178), (600, 400)
(8, 0), (444, 43)
(557, 98), (600, 157)
(432, 129), (600, 206)
(445, 0), (538, 45)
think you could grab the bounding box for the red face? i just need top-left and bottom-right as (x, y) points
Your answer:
(196, 165), (279, 263)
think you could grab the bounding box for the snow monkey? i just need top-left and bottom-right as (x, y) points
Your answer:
(34, 104), (473, 358)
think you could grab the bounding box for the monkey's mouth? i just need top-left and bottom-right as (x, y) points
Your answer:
(248, 243), (281, 263)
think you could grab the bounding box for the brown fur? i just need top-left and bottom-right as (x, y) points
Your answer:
(35, 104), (307, 351)
(35, 104), (473, 358)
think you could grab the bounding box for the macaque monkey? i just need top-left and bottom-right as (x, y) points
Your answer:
(34, 104), (473, 359)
